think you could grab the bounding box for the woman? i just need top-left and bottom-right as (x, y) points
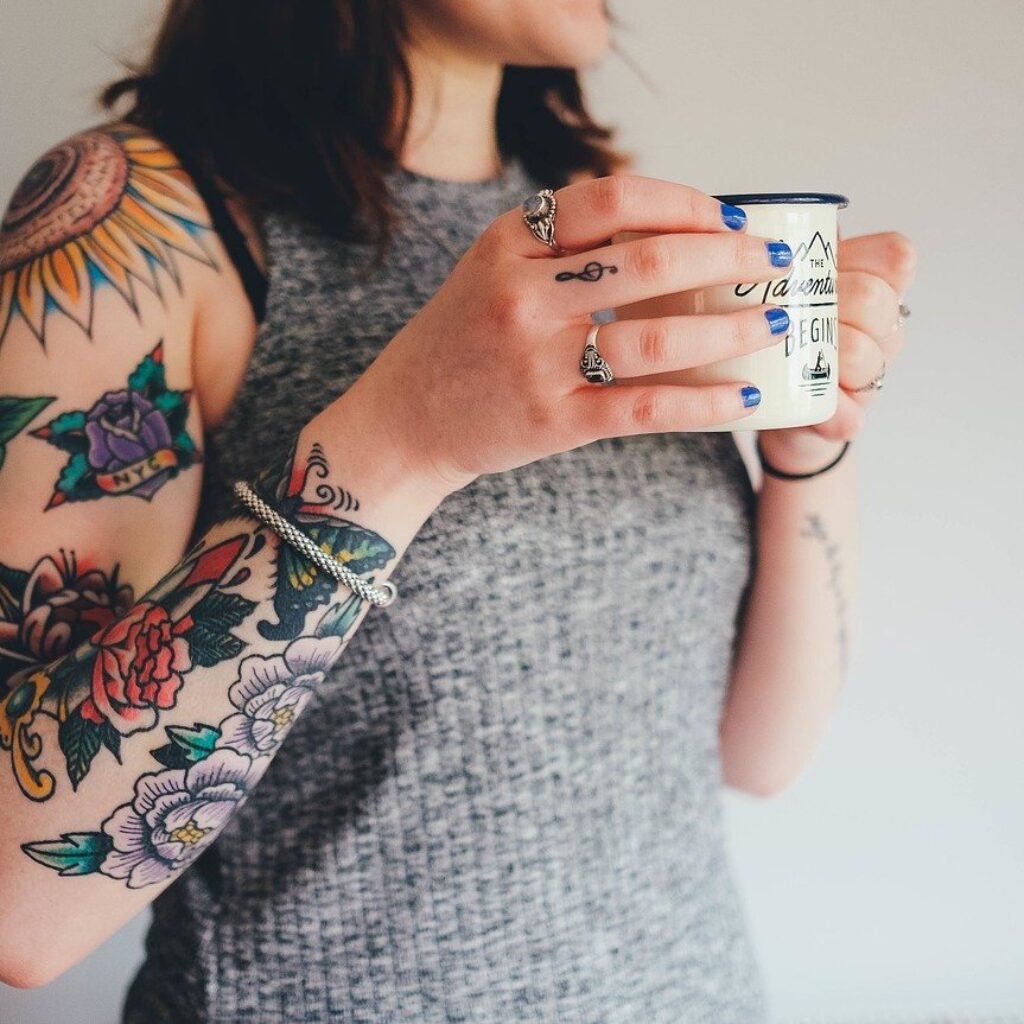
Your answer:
(0, 1), (916, 1021)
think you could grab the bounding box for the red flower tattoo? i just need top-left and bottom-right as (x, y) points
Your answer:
(80, 601), (193, 736)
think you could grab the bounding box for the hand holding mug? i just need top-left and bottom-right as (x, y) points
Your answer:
(758, 227), (918, 473)
(351, 174), (795, 500)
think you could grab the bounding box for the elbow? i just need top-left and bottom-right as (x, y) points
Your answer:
(0, 920), (79, 990)
(0, 954), (70, 990)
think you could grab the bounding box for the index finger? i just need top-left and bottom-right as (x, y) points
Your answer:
(496, 173), (750, 257)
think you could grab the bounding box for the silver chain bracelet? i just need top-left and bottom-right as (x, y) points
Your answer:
(233, 480), (398, 607)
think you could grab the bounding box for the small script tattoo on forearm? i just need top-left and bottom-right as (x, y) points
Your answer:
(800, 513), (849, 674)
(554, 261), (618, 283)
(15, 438), (399, 888)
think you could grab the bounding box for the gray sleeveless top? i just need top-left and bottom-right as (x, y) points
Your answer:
(123, 158), (768, 1023)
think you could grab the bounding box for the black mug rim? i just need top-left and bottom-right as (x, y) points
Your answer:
(713, 192), (849, 208)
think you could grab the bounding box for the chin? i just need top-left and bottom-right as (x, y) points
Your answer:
(527, 0), (612, 67)
(412, 0), (612, 69)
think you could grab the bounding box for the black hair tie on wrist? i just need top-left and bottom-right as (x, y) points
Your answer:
(755, 436), (851, 480)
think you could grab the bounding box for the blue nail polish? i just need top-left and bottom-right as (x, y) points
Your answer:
(766, 240), (793, 267)
(764, 307), (790, 334)
(740, 385), (762, 408)
(720, 203), (746, 231)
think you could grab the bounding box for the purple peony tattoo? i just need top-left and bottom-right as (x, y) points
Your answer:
(98, 748), (267, 888)
(217, 635), (344, 758)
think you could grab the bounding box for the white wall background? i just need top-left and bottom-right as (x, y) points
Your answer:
(2, 1), (1022, 1021)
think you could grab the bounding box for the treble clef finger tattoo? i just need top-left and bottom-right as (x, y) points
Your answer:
(554, 261), (618, 283)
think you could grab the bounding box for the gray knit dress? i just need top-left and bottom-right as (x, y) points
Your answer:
(122, 156), (769, 1023)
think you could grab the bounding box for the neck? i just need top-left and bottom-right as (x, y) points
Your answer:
(399, 30), (504, 182)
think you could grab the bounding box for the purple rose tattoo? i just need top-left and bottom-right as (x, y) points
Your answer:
(85, 389), (175, 499)
(31, 342), (200, 508)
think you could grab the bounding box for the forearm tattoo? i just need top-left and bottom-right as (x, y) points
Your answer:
(0, 125), (218, 348)
(800, 513), (849, 674)
(29, 341), (201, 508)
(5, 438), (398, 889)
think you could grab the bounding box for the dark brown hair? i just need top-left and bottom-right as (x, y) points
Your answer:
(100, 0), (631, 263)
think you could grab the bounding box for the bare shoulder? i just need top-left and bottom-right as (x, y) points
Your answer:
(0, 120), (235, 349)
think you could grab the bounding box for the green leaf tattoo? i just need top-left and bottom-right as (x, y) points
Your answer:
(22, 832), (114, 877)
(30, 342), (201, 509)
(150, 722), (222, 769)
(0, 395), (54, 472)
(58, 712), (105, 789)
(185, 591), (256, 668)
(314, 593), (364, 639)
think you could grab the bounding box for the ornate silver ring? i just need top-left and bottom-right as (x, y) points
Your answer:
(580, 323), (615, 385)
(522, 188), (560, 251)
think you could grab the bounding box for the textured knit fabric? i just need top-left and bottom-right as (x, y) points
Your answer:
(122, 157), (768, 1023)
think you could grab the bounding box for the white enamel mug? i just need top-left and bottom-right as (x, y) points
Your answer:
(615, 192), (849, 431)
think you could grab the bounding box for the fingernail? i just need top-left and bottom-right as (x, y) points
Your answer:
(720, 203), (747, 230)
(740, 385), (762, 408)
(766, 240), (793, 267)
(764, 307), (790, 335)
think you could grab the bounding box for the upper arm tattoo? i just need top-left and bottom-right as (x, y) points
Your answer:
(0, 125), (218, 348)
(30, 341), (201, 508)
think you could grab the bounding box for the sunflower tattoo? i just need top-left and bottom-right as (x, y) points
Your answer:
(0, 124), (218, 346)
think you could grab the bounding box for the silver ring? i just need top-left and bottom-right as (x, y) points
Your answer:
(522, 188), (560, 250)
(852, 358), (887, 393)
(580, 323), (615, 385)
(897, 302), (911, 329)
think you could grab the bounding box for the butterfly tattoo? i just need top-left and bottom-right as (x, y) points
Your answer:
(253, 442), (396, 641)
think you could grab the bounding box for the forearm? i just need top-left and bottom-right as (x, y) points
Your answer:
(0, 392), (444, 985)
(719, 441), (860, 796)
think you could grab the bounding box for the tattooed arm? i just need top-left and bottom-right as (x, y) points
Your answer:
(0, 127), (444, 985)
(718, 444), (861, 796)
(0, 422), (440, 987)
